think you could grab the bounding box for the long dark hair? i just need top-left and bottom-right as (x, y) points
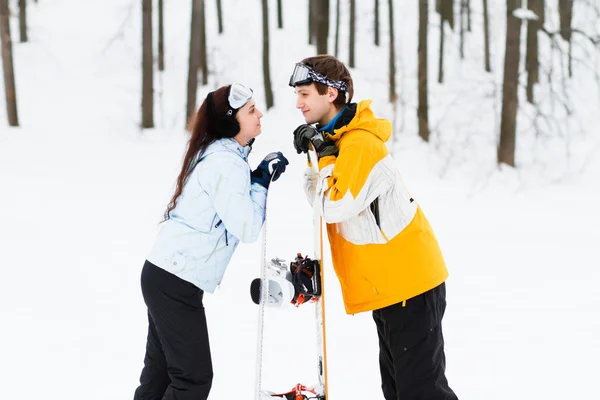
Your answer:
(162, 85), (232, 222)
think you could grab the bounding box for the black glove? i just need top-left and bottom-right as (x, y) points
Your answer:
(251, 152), (289, 189)
(292, 124), (338, 159)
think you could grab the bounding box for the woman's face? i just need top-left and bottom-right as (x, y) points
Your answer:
(234, 99), (263, 145)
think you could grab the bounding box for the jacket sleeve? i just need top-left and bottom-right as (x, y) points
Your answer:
(198, 152), (267, 243)
(316, 132), (395, 224)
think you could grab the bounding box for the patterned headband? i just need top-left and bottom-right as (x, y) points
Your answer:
(308, 69), (348, 92)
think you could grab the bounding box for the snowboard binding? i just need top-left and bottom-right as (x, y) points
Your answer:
(262, 383), (325, 399)
(289, 254), (321, 306)
(250, 254), (322, 307)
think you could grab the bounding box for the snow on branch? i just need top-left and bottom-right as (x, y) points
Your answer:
(513, 8), (539, 21)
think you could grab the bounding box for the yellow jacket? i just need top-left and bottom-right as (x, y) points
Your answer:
(310, 100), (448, 314)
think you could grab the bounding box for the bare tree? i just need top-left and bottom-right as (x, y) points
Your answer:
(374, 0), (380, 46)
(262, 0), (274, 109)
(334, 0), (340, 57)
(142, 0), (154, 128)
(217, 0), (224, 33)
(460, 0), (466, 59)
(277, 0), (283, 29)
(158, 0), (164, 71)
(467, 0), (472, 32)
(498, 0), (523, 167)
(437, 0), (453, 83)
(199, 0), (208, 85)
(309, 0), (316, 45)
(315, 0), (329, 54)
(418, 0), (429, 141)
(186, 0), (202, 125)
(349, 0), (356, 68)
(438, 2), (444, 83)
(483, 0), (491, 72)
(436, 0), (454, 29)
(526, 0), (544, 103)
(558, 0), (573, 77)
(19, 0), (27, 42)
(558, 0), (572, 41)
(436, 0), (454, 82)
(388, 0), (396, 103)
(0, 0), (18, 126)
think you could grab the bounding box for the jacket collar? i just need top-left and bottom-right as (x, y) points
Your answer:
(194, 137), (253, 168)
(317, 103), (358, 142)
(318, 106), (347, 135)
(219, 137), (252, 159)
(204, 137), (252, 160)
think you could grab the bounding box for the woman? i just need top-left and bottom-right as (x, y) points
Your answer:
(133, 83), (288, 400)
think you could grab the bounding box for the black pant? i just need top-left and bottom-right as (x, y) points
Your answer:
(372, 283), (458, 400)
(134, 261), (213, 400)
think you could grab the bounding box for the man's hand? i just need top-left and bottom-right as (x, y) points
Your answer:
(292, 124), (338, 159)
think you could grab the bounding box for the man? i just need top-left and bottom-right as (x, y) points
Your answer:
(289, 55), (458, 400)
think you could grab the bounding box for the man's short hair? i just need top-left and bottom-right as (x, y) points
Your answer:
(301, 55), (354, 108)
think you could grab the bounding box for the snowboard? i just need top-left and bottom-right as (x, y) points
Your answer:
(252, 149), (328, 400)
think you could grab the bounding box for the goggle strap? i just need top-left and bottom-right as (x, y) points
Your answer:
(290, 63), (347, 92)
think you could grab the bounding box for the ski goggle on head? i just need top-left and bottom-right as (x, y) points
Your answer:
(227, 82), (253, 114)
(288, 63), (348, 92)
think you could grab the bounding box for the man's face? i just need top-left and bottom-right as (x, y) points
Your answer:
(294, 83), (334, 125)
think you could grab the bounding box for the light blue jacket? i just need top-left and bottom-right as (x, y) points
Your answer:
(147, 138), (267, 293)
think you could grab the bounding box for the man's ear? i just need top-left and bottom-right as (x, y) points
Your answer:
(327, 86), (339, 103)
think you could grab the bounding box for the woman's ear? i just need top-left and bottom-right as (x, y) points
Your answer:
(214, 114), (240, 138)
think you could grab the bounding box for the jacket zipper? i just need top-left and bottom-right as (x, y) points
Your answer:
(215, 219), (229, 246)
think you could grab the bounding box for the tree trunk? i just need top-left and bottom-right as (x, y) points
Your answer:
(388, 0), (396, 103)
(334, 0), (340, 57)
(142, 0), (154, 128)
(437, 0), (452, 82)
(0, 0), (18, 126)
(568, 33), (572, 78)
(438, 12), (444, 83)
(498, 0), (522, 167)
(186, 0), (202, 125)
(217, 0), (224, 33)
(526, 0), (543, 103)
(199, 0), (208, 85)
(277, 0), (283, 29)
(558, 0), (572, 42)
(19, 0), (27, 43)
(467, 0), (472, 32)
(437, 0), (454, 30)
(483, 0), (491, 72)
(315, 0), (329, 54)
(374, 0), (379, 46)
(558, 0), (573, 77)
(349, 0), (355, 68)
(262, 0), (274, 109)
(308, 0), (315, 45)
(460, 0), (466, 59)
(418, 0), (429, 141)
(158, 0), (164, 71)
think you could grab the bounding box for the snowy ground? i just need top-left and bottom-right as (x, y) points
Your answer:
(1, 0), (598, 399)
